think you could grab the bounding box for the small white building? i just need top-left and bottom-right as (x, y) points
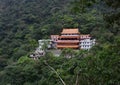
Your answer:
(38, 39), (52, 49)
(80, 38), (95, 50)
(30, 39), (52, 60)
(80, 34), (95, 50)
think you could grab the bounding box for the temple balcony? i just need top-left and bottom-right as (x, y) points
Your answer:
(57, 45), (79, 49)
(56, 40), (80, 43)
(59, 36), (80, 39)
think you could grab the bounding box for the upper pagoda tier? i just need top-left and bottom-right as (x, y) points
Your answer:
(61, 28), (80, 35)
(59, 36), (80, 39)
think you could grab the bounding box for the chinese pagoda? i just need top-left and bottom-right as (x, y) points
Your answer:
(51, 28), (95, 50)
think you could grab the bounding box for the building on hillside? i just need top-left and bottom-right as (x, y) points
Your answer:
(29, 39), (52, 60)
(38, 39), (52, 49)
(50, 35), (59, 48)
(30, 28), (96, 59)
(80, 34), (95, 50)
(51, 28), (96, 50)
(51, 28), (80, 49)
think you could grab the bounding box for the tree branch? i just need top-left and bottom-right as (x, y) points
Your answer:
(44, 60), (66, 85)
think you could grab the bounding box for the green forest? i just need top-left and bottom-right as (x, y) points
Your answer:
(0, 0), (120, 85)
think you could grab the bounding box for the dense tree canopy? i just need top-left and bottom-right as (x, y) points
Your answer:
(0, 0), (120, 85)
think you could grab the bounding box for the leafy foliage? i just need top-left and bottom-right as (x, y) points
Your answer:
(0, 41), (120, 85)
(0, 0), (120, 85)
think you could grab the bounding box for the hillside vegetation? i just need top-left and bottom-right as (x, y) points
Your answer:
(0, 0), (120, 85)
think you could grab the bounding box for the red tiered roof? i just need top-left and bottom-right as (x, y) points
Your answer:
(61, 28), (80, 34)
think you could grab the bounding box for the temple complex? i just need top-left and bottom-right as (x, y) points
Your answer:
(51, 28), (95, 50)
(30, 28), (96, 59)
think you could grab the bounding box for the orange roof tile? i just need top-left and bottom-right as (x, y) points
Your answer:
(61, 28), (80, 34)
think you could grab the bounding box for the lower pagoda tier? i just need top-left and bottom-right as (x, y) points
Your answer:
(56, 40), (80, 43)
(57, 45), (79, 49)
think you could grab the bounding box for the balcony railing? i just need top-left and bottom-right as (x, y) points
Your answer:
(59, 36), (80, 38)
(56, 40), (80, 43)
(57, 45), (79, 48)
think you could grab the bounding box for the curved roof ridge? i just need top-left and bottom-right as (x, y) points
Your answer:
(61, 28), (80, 34)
